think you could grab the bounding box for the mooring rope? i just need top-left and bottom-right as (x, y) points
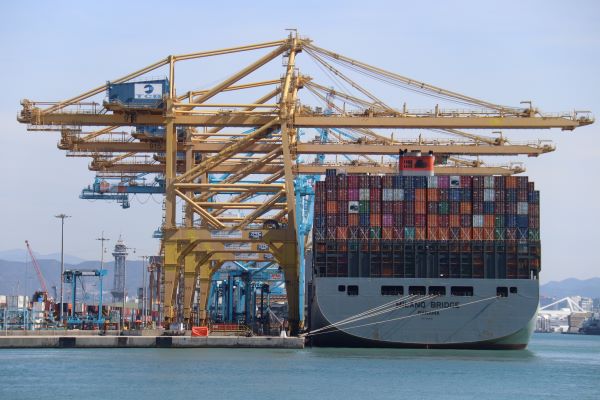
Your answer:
(304, 294), (438, 336)
(304, 295), (500, 337)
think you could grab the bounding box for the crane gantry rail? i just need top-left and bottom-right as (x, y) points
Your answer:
(17, 33), (593, 334)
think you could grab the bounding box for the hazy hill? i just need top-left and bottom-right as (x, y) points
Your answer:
(540, 278), (600, 299)
(0, 258), (145, 301)
(0, 248), (86, 264)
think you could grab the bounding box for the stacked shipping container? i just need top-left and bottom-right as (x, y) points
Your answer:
(314, 171), (541, 280)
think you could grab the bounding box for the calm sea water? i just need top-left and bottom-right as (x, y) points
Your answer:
(0, 333), (598, 400)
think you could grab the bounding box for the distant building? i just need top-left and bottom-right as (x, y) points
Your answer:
(111, 238), (128, 302)
(579, 297), (593, 312)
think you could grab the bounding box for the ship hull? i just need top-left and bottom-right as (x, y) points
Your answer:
(309, 278), (538, 349)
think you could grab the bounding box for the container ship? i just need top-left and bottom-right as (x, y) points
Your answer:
(308, 151), (541, 349)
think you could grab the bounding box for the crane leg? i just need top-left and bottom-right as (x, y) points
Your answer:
(163, 240), (179, 325)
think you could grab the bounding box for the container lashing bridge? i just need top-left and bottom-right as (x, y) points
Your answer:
(17, 32), (593, 335)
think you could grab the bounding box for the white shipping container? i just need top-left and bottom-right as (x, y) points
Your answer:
(0, 295), (6, 306)
(517, 202), (529, 215)
(382, 189), (394, 201)
(348, 201), (359, 214)
(473, 215), (484, 228)
(450, 176), (461, 188)
(484, 189), (495, 202)
(359, 188), (370, 200)
(427, 176), (438, 188)
(484, 176), (495, 189)
(393, 188), (404, 201)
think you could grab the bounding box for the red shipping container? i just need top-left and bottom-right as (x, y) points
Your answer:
(371, 202), (381, 214)
(484, 215), (495, 228)
(460, 176), (472, 188)
(427, 188), (439, 201)
(439, 215), (449, 227)
(370, 189), (381, 201)
(483, 228), (495, 241)
(415, 188), (426, 202)
(472, 228), (484, 240)
(326, 188), (337, 200)
(517, 190), (528, 202)
(415, 227), (426, 240)
(348, 214), (359, 226)
(415, 214), (426, 227)
(449, 214), (460, 227)
(370, 213), (381, 226)
(393, 202), (403, 214)
(348, 188), (359, 201)
(506, 176), (517, 189)
(460, 227), (472, 240)
(460, 202), (472, 214)
(415, 201), (426, 214)
(336, 227), (348, 239)
(506, 202), (517, 214)
(382, 202), (393, 214)
(382, 227), (394, 240)
(404, 213), (415, 226)
(450, 202), (460, 214)
(403, 201), (414, 214)
(427, 227), (438, 240)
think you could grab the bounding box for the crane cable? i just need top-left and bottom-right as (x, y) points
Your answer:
(303, 295), (500, 337)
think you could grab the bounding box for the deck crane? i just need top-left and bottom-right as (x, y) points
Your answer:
(17, 33), (593, 334)
(25, 240), (49, 297)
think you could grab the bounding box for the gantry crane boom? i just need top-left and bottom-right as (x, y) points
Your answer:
(17, 34), (594, 334)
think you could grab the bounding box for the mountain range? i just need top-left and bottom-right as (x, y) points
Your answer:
(1, 252), (598, 300)
(0, 248), (87, 265)
(0, 257), (145, 301)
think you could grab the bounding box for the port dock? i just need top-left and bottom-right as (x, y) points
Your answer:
(0, 335), (304, 349)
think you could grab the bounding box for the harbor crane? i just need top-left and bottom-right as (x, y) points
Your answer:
(17, 33), (593, 334)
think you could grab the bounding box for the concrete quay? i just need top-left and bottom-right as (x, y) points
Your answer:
(0, 335), (304, 349)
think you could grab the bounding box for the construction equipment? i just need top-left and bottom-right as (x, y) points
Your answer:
(17, 33), (593, 335)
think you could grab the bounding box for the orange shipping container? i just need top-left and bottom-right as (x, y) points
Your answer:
(449, 214), (460, 227)
(460, 227), (472, 240)
(484, 215), (495, 228)
(326, 201), (338, 213)
(415, 201), (426, 214)
(483, 228), (495, 240)
(438, 227), (450, 240)
(348, 214), (359, 226)
(427, 227), (438, 240)
(472, 227), (484, 240)
(427, 214), (438, 227)
(460, 202), (472, 214)
(427, 188), (439, 201)
(415, 189), (427, 202)
(370, 213), (381, 226)
(415, 227), (426, 240)
(336, 227), (348, 239)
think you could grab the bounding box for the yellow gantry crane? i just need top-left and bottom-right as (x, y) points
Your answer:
(17, 33), (593, 334)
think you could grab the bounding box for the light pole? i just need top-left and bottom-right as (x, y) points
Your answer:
(55, 214), (71, 324)
(96, 232), (109, 323)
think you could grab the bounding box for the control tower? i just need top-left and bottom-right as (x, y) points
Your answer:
(111, 237), (128, 302)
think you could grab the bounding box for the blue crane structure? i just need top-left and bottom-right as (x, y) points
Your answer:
(63, 268), (108, 328)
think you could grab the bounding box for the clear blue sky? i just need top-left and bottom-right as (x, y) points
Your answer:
(0, 0), (598, 283)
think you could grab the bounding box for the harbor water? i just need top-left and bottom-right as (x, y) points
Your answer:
(0, 333), (598, 400)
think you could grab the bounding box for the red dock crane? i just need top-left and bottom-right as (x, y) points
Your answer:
(25, 240), (49, 296)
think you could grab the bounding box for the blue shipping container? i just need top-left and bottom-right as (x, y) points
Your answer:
(108, 79), (169, 108)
